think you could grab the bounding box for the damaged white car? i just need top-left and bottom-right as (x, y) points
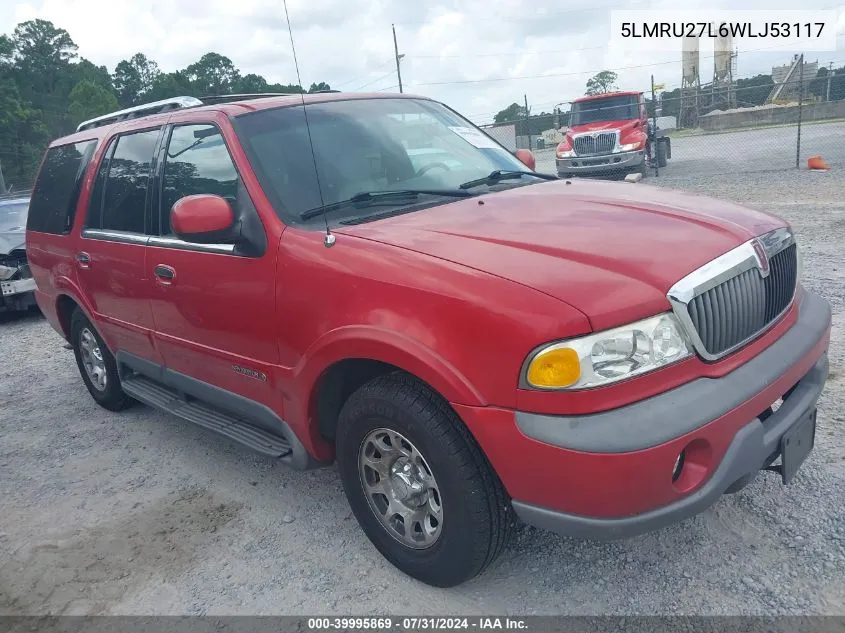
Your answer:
(0, 193), (37, 313)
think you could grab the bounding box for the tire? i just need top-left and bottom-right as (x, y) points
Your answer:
(70, 308), (134, 411)
(656, 140), (668, 168)
(336, 372), (512, 587)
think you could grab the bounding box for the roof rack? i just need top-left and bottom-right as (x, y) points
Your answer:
(197, 93), (302, 104)
(74, 91), (338, 133)
(76, 96), (204, 132)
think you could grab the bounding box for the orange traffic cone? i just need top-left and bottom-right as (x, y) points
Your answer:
(807, 155), (830, 171)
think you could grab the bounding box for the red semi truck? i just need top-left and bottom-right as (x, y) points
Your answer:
(556, 90), (671, 178)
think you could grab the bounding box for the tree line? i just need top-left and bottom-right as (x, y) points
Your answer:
(0, 19), (331, 191)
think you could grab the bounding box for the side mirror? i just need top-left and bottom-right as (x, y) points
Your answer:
(514, 148), (536, 171)
(171, 194), (236, 244)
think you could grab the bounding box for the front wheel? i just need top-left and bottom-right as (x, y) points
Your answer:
(336, 372), (512, 587)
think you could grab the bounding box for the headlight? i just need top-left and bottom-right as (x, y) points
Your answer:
(556, 150), (574, 158)
(523, 312), (693, 390)
(0, 265), (18, 280)
(618, 141), (644, 152)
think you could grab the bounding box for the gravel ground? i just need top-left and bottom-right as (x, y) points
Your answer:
(0, 169), (843, 616)
(534, 119), (845, 177)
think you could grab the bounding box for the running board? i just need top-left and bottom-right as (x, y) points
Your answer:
(121, 374), (293, 458)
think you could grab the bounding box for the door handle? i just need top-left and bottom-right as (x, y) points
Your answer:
(76, 252), (91, 268)
(153, 264), (176, 284)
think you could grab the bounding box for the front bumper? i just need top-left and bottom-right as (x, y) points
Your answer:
(1, 277), (36, 298)
(456, 290), (831, 540)
(0, 276), (37, 312)
(556, 150), (644, 175)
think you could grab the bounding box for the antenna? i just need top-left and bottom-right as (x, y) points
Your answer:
(281, 0), (335, 247)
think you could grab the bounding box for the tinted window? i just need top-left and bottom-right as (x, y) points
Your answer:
(27, 140), (97, 234)
(570, 96), (639, 125)
(160, 124), (239, 235)
(90, 129), (160, 233)
(85, 137), (116, 231)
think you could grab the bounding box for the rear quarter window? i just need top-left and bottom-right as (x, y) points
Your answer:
(27, 140), (98, 234)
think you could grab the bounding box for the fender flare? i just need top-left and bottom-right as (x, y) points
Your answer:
(51, 277), (102, 344)
(294, 325), (487, 411)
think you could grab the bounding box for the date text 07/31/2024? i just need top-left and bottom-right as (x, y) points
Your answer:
(306, 617), (529, 630)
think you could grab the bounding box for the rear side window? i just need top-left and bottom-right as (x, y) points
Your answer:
(86, 128), (160, 234)
(159, 124), (239, 235)
(27, 140), (97, 234)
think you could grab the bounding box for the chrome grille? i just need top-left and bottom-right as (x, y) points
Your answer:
(668, 228), (797, 361)
(572, 132), (617, 156)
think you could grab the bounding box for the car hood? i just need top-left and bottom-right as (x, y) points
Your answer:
(336, 179), (786, 330)
(0, 201), (28, 255)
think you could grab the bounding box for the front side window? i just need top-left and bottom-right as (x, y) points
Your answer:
(88, 128), (160, 234)
(159, 124), (240, 235)
(233, 98), (531, 227)
(27, 140), (97, 234)
(570, 96), (639, 126)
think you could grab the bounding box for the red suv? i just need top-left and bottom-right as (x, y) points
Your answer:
(26, 92), (831, 587)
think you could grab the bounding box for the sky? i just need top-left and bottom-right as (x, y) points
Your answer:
(2, 0), (844, 124)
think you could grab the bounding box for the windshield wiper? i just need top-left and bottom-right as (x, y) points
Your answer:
(458, 170), (558, 190)
(299, 189), (473, 220)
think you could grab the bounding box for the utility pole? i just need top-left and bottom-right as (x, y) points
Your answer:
(524, 94), (531, 149)
(796, 54), (804, 169)
(392, 24), (404, 93)
(0, 161), (6, 195)
(651, 74), (659, 177)
(827, 61), (833, 102)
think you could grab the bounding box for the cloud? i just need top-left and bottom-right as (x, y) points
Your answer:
(4, 0), (842, 124)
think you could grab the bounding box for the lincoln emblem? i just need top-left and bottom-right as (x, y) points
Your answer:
(751, 238), (770, 278)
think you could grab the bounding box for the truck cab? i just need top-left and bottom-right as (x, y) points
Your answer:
(555, 90), (670, 178)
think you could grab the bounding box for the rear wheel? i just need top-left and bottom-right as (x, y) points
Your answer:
(70, 308), (134, 411)
(336, 372), (512, 587)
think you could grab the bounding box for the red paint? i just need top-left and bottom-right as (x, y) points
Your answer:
(514, 149), (536, 171)
(25, 93), (832, 521)
(171, 194), (234, 236)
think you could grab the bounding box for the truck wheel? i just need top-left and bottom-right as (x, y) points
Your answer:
(336, 372), (512, 587)
(70, 308), (134, 411)
(657, 140), (668, 168)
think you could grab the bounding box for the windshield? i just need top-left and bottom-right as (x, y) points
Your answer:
(570, 95), (639, 126)
(0, 201), (29, 232)
(233, 98), (530, 226)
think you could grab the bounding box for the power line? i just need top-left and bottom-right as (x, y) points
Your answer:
(410, 44), (608, 59)
(352, 70), (397, 91)
(408, 43), (845, 88)
(332, 58), (395, 89)
(389, 4), (621, 26)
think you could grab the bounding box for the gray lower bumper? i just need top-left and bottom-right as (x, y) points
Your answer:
(512, 291), (831, 540)
(557, 150), (644, 175)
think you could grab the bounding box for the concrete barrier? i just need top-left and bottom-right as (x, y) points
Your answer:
(700, 100), (845, 132)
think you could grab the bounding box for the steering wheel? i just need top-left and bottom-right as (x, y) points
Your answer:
(414, 162), (452, 177)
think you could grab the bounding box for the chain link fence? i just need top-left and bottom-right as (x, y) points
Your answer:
(478, 53), (844, 181)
